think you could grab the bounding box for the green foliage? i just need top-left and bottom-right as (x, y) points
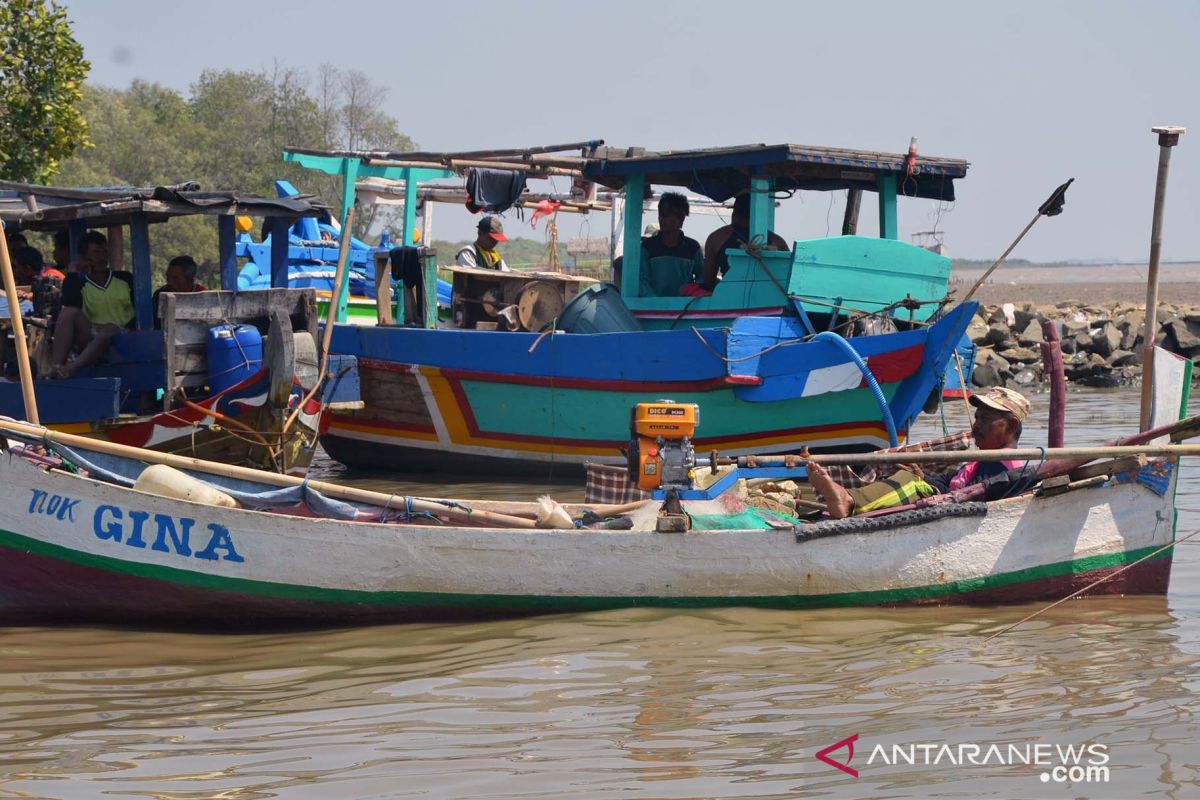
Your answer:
(52, 65), (414, 287)
(0, 0), (90, 182)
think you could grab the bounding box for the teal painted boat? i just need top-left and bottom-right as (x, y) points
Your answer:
(284, 141), (977, 473)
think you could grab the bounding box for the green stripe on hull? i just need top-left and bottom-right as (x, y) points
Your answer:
(0, 528), (1170, 611)
(462, 380), (901, 442)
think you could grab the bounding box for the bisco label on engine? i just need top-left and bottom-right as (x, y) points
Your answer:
(646, 407), (686, 416)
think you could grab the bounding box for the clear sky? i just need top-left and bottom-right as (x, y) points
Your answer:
(62, 0), (1198, 263)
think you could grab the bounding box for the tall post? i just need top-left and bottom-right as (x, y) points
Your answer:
(749, 175), (772, 240)
(842, 188), (862, 235)
(620, 174), (645, 299)
(269, 217), (291, 289)
(217, 215), (238, 291)
(0, 228), (38, 423)
(129, 214), (154, 330)
(1139, 125), (1185, 431)
(876, 173), (898, 239)
(336, 158), (360, 323)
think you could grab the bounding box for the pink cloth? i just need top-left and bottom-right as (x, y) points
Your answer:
(948, 459), (1022, 491)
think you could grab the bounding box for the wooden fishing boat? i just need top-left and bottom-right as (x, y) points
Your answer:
(283, 141), (978, 473)
(0, 182), (360, 473)
(0, 381), (1191, 629)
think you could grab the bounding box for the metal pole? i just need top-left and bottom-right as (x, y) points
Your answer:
(1139, 125), (1186, 431)
(0, 228), (39, 423)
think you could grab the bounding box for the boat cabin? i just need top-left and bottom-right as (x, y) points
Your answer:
(0, 181), (330, 426)
(581, 142), (970, 330)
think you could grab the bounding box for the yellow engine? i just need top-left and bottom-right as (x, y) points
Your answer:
(628, 400), (699, 491)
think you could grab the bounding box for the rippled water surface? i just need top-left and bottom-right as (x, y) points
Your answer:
(1, 389), (1197, 799)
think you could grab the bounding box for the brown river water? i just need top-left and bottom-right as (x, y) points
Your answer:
(1, 389), (1198, 799)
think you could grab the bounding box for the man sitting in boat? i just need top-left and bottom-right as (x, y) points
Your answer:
(152, 255), (207, 329)
(638, 192), (705, 297)
(456, 216), (510, 271)
(807, 387), (1034, 519)
(699, 192), (789, 289)
(49, 231), (136, 379)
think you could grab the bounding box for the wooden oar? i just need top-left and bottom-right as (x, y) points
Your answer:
(0, 417), (540, 529)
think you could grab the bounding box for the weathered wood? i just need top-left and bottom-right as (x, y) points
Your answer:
(1068, 454), (1146, 481)
(374, 252), (393, 325)
(841, 188), (862, 235)
(1041, 320), (1066, 448)
(266, 310), (295, 408)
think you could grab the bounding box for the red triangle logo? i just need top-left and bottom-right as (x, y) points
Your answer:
(815, 733), (859, 777)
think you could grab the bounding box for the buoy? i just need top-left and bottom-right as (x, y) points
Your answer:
(133, 464), (240, 508)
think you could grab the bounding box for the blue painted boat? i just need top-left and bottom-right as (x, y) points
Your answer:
(279, 141), (977, 473)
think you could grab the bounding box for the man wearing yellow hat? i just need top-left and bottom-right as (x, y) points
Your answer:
(808, 387), (1034, 518)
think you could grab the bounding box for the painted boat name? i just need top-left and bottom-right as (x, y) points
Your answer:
(27, 490), (245, 563)
(92, 504), (244, 562)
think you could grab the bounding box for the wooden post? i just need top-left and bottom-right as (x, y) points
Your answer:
(1041, 319), (1066, 448)
(422, 247), (438, 329)
(129, 214), (153, 330)
(106, 225), (125, 270)
(842, 188), (862, 235)
(268, 217), (290, 289)
(373, 251), (393, 325)
(876, 173), (898, 239)
(620, 174), (644, 299)
(67, 219), (86, 266)
(217, 215), (238, 291)
(0, 229), (39, 422)
(749, 175), (772, 240)
(1139, 125), (1185, 431)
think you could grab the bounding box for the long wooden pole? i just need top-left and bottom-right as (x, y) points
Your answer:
(961, 179), (1074, 304)
(748, 442), (1200, 468)
(0, 416), (539, 529)
(1139, 125), (1185, 430)
(0, 230), (39, 423)
(281, 206), (355, 436)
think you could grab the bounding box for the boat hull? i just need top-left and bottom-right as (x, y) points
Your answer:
(321, 305), (976, 473)
(0, 447), (1176, 629)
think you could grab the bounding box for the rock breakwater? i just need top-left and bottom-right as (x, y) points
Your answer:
(966, 300), (1200, 389)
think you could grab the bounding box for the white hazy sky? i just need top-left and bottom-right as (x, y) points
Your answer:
(63, 0), (1198, 262)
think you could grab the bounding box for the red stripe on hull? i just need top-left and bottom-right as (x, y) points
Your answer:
(0, 547), (1171, 630)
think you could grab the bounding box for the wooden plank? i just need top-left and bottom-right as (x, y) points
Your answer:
(374, 252), (393, 325)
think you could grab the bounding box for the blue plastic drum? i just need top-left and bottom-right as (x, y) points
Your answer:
(206, 324), (263, 395)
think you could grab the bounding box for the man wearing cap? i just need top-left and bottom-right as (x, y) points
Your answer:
(807, 387), (1035, 519)
(456, 216), (510, 272)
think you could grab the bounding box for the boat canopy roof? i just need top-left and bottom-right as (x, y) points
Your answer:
(0, 181), (327, 231)
(580, 143), (970, 202)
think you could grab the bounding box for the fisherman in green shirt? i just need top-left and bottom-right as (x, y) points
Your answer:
(638, 192), (704, 297)
(50, 231), (136, 378)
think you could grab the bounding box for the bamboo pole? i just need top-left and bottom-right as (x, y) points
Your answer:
(1139, 125), (1186, 431)
(0, 229), (39, 423)
(281, 206), (355, 437)
(0, 416), (539, 529)
(798, 443), (1200, 466)
(962, 179), (1074, 304)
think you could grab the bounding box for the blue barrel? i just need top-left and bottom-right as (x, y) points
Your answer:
(206, 324), (263, 395)
(557, 282), (642, 334)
